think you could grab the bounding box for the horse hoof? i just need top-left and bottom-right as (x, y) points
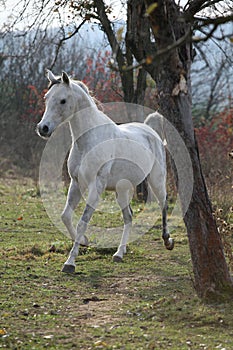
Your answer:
(165, 238), (174, 251)
(80, 235), (89, 247)
(62, 264), (75, 273)
(112, 255), (123, 263)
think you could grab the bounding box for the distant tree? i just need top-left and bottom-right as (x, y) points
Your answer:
(195, 107), (233, 199)
(192, 41), (233, 121)
(0, 29), (89, 176)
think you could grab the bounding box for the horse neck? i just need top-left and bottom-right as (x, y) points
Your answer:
(69, 83), (115, 142)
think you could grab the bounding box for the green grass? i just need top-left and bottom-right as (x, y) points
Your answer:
(1, 178), (233, 349)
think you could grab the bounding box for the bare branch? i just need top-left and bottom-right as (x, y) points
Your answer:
(194, 14), (233, 28)
(185, 0), (229, 17)
(184, 1), (233, 43)
(205, 60), (226, 117)
(124, 28), (191, 72)
(93, 0), (135, 102)
(93, 0), (125, 70)
(50, 19), (87, 69)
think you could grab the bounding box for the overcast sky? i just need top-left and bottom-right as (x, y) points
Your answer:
(0, 0), (126, 32)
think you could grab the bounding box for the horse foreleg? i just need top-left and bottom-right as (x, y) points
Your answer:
(61, 179), (88, 246)
(113, 205), (132, 262)
(62, 181), (102, 273)
(62, 204), (95, 273)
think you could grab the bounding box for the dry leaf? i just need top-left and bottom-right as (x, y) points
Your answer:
(146, 3), (158, 15)
(146, 55), (153, 64)
(94, 340), (108, 347)
(0, 329), (7, 336)
(116, 27), (124, 42)
(172, 74), (188, 96)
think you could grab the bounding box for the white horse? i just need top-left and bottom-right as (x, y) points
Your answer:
(37, 70), (174, 273)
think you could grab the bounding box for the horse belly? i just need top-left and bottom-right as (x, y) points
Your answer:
(106, 159), (148, 190)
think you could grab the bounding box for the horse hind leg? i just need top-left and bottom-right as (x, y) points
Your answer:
(162, 197), (174, 250)
(148, 171), (174, 250)
(113, 181), (133, 262)
(113, 205), (132, 262)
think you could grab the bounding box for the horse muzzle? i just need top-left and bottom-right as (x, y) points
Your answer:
(36, 123), (52, 139)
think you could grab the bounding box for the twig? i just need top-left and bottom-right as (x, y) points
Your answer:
(50, 19), (87, 69)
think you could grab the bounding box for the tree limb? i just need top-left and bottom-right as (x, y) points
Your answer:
(194, 14), (233, 28)
(94, 0), (126, 69)
(185, 0), (224, 17)
(124, 28), (191, 72)
(205, 60), (226, 118)
(50, 19), (87, 68)
(94, 0), (135, 102)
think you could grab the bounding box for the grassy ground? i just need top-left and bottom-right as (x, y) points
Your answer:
(1, 178), (233, 350)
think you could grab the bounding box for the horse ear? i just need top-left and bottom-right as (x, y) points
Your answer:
(46, 69), (57, 82)
(62, 71), (70, 85)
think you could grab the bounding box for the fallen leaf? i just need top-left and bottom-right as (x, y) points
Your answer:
(94, 340), (108, 347)
(0, 329), (7, 336)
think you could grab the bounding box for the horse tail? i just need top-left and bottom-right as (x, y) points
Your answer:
(144, 111), (167, 146)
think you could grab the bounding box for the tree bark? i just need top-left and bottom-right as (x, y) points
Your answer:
(141, 0), (233, 300)
(94, 0), (134, 103)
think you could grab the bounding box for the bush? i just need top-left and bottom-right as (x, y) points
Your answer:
(195, 108), (233, 208)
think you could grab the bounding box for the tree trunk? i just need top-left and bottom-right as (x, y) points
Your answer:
(95, 0), (149, 200)
(143, 0), (233, 300)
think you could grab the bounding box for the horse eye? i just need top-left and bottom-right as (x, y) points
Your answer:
(60, 99), (66, 104)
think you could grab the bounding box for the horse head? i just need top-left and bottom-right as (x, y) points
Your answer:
(37, 70), (76, 138)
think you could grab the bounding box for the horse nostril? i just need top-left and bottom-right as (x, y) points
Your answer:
(42, 125), (49, 134)
(37, 124), (50, 137)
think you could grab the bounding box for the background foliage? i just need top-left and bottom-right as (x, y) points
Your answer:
(0, 28), (232, 183)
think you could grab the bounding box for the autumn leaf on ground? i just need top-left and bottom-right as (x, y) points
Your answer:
(0, 329), (7, 336)
(94, 340), (108, 347)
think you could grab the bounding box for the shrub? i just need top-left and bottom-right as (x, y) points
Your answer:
(195, 107), (233, 208)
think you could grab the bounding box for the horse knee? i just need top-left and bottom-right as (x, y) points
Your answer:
(61, 210), (69, 225)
